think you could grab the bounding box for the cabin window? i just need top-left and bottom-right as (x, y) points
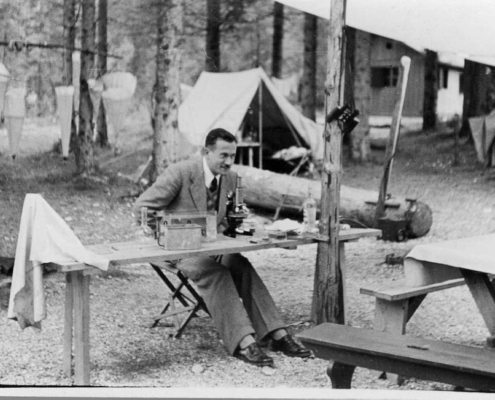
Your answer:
(371, 67), (399, 88)
(438, 67), (449, 89)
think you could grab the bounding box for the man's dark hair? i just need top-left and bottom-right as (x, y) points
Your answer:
(205, 128), (237, 148)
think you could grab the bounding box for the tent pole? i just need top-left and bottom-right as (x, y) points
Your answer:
(258, 82), (263, 169)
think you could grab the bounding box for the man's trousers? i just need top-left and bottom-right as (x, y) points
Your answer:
(177, 253), (286, 355)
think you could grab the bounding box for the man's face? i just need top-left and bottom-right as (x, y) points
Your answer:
(204, 139), (237, 176)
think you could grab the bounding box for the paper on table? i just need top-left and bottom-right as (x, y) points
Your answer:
(264, 218), (303, 232)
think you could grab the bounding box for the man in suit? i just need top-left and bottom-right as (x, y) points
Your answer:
(133, 128), (310, 367)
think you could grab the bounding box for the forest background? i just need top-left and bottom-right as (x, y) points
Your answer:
(0, 0), (328, 120)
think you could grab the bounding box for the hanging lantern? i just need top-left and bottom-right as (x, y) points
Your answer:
(55, 86), (74, 160)
(101, 87), (133, 152)
(0, 62), (9, 119)
(4, 87), (26, 160)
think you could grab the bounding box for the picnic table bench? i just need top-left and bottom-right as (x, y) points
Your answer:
(360, 278), (470, 335)
(297, 322), (495, 391)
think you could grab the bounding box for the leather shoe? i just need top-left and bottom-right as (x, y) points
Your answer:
(234, 343), (274, 367)
(272, 335), (312, 358)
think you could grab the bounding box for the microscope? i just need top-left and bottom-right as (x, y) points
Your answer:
(223, 176), (254, 238)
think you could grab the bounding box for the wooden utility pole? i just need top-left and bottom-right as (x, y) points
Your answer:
(311, 0), (346, 325)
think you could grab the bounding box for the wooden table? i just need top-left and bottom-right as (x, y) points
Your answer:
(55, 228), (380, 385)
(404, 234), (495, 343)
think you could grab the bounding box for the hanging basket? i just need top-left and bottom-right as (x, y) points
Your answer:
(55, 86), (74, 159)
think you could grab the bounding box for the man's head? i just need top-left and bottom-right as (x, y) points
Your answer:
(204, 128), (237, 176)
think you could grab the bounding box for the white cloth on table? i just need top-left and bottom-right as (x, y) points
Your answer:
(405, 234), (495, 276)
(7, 194), (109, 329)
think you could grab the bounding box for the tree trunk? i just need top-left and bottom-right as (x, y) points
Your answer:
(461, 59), (489, 135)
(301, 12), (317, 121)
(235, 165), (432, 239)
(205, 0), (220, 72)
(150, 0), (183, 183)
(351, 29), (371, 162)
(75, 0), (96, 175)
(96, 0), (109, 147)
(312, 0), (345, 325)
(422, 49), (438, 131)
(271, 2), (284, 79)
(63, 0), (77, 155)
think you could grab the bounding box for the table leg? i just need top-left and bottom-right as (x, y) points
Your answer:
(73, 271), (91, 385)
(461, 269), (495, 336)
(63, 272), (74, 377)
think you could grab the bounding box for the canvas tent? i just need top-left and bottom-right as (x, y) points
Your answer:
(178, 67), (324, 163)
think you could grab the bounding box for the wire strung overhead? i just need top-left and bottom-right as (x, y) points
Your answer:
(0, 39), (122, 59)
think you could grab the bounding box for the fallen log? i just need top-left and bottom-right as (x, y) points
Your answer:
(235, 165), (432, 239)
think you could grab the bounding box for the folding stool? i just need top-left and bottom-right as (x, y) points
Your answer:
(149, 261), (210, 338)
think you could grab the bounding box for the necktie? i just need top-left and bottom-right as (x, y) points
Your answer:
(209, 177), (218, 193)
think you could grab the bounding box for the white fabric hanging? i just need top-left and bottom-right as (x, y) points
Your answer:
(101, 72), (137, 95)
(0, 62), (9, 117)
(55, 86), (74, 159)
(4, 87), (26, 159)
(88, 79), (104, 118)
(101, 87), (133, 148)
(8, 194), (109, 329)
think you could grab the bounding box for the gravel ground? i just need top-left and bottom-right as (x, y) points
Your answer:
(1, 125), (494, 393)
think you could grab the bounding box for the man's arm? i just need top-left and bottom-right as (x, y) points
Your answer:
(132, 164), (183, 229)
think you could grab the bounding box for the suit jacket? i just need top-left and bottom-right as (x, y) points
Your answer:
(133, 156), (236, 233)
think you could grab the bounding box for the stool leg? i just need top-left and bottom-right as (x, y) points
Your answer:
(178, 272), (210, 316)
(150, 264), (190, 307)
(152, 282), (188, 327)
(327, 361), (355, 389)
(174, 302), (203, 338)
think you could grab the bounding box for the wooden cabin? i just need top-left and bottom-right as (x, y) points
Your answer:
(369, 33), (464, 121)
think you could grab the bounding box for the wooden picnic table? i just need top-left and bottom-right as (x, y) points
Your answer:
(54, 228), (380, 385)
(404, 234), (495, 343)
